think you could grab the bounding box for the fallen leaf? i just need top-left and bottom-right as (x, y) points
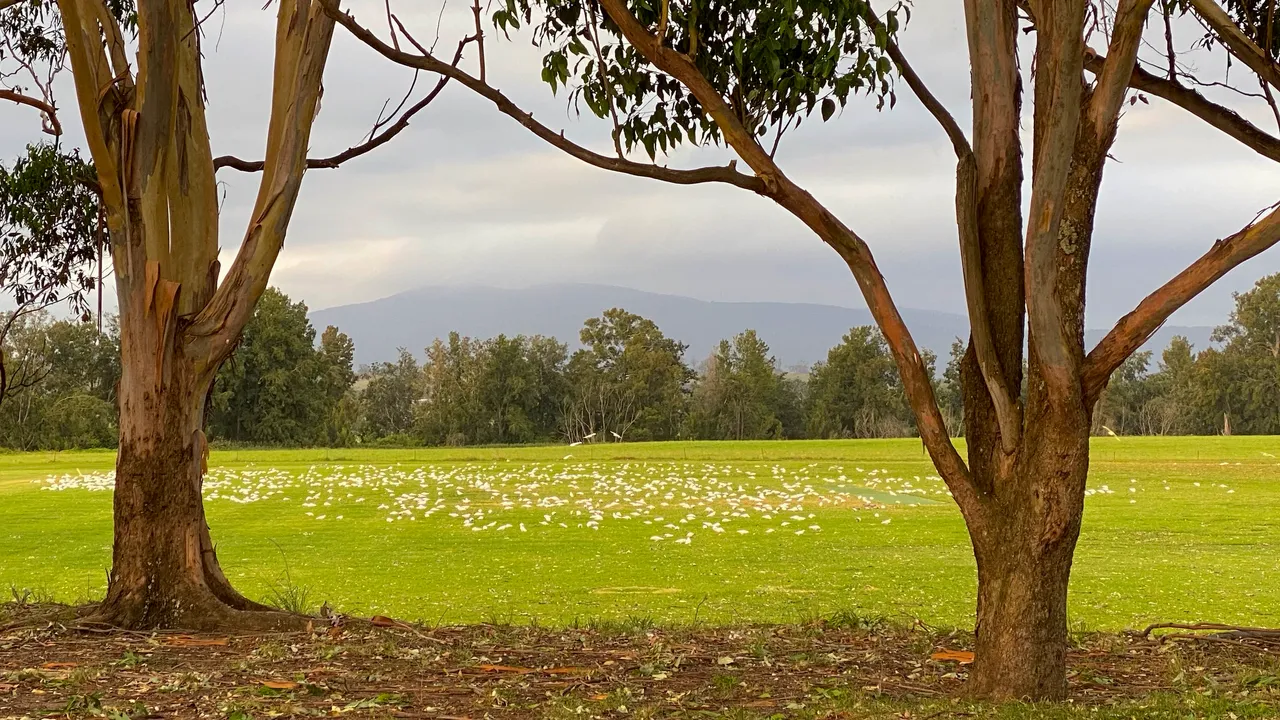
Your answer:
(261, 680), (299, 690)
(544, 666), (590, 675)
(370, 615), (398, 627)
(165, 636), (229, 647)
(716, 656), (735, 665)
(41, 662), (78, 669)
(930, 649), (975, 664)
(590, 694), (609, 701)
(475, 664), (534, 674)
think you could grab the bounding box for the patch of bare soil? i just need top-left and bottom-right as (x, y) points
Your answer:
(0, 604), (1277, 719)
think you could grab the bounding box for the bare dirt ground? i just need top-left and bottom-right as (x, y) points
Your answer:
(1, 604), (1278, 719)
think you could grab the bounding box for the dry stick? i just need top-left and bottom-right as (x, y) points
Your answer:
(1266, 0), (1280, 133)
(1260, 76), (1280, 133)
(1141, 622), (1280, 637)
(371, 616), (450, 644)
(384, 0), (399, 50)
(365, 36), (424, 143)
(215, 31), (476, 172)
(768, 114), (795, 158)
(96, 205), (104, 337)
(1161, 634), (1280, 653)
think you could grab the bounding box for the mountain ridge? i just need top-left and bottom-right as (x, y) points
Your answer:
(308, 283), (1215, 370)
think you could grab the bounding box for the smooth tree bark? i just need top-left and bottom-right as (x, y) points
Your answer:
(52, 0), (339, 629)
(332, 0), (1280, 698)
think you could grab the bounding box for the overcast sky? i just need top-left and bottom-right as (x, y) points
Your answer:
(6, 0), (1280, 330)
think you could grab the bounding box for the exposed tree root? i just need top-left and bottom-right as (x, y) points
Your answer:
(1140, 622), (1280, 650)
(75, 593), (312, 634)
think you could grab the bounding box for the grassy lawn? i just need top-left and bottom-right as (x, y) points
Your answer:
(0, 437), (1276, 631)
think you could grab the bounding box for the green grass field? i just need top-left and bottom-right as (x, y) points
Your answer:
(0, 437), (1276, 631)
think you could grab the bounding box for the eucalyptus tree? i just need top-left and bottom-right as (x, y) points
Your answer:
(690, 329), (786, 440)
(1, 0), (463, 629)
(331, 0), (1280, 698)
(209, 288), (336, 446)
(1193, 273), (1280, 433)
(806, 327), (908, 439)
(565, 308), (691, 442)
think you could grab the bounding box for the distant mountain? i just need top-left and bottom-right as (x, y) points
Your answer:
(309, 284), (1215, 370)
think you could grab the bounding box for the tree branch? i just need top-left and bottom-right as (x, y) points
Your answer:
(0, 89), (62, 136)
(862, 8), (970, 158)
(1188, 0), (1280, 91)
(588, 0), (978, 508)
(1023, 0), (1087, 397)
(1083, 202), (1280, 401)
(330, 0), (975, 509)
(864, 5), (1022, 452)
(188, 0), (337, 370)
(214, 28), (471, 173)
(1084, 48), (1280, 162)
(56, 0), (130, 220)
(469, 0), (485, 83)
(324, 3), (765, 192)
(586, 0), (625, 157)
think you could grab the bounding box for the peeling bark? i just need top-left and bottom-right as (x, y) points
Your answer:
(53, 0), (341, 631)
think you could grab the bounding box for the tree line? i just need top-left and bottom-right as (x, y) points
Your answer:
(0, 291), (929, 448)
(13, 274), (1280, 450)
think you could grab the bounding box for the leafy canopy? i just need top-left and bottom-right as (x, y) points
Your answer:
(494, 0), (904, 158)
(0, 143), (100, 319)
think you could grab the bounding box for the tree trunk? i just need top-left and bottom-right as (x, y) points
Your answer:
(966, 408), (1089, 700)
(89, 301), (298, 631)
(969, 528), (1076, 699)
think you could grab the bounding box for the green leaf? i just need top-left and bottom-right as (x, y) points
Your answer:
(821, 97), (836, 121)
